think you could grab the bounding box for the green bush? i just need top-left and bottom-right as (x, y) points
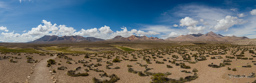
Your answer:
(151, 73), (168, 83)
(227, 67), (231, 70)
(192, 68), (198, 72)
(92, 74), (120, 83)
(127, 65), (133, 67)
(232, 68), (237, 71)
(138, 72), (146, 76)
(112, 58), (121, 62)
(47, 59), (56, 67)
(166, 65), (173, 68)
(67, 70), (89, 77)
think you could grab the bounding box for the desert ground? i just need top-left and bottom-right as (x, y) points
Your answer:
(0, 42), (255, 83)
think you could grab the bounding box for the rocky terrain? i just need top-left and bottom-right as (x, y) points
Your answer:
(31, 35), (104, 43)
(30, 31), (249, 44)
(0, 44), (256, 83)
(0, 31), (255, 83)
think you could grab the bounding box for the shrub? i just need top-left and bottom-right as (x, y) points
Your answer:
(53, 69), (56, 73)
(112, 58), (121, 62)
(227, 67), (231, 70)
(67, 70), (89, 77)
(58, 66), (67, 70)
(232, 68), (237, 71)
(151, 73), (168, 83)
(180, 63), (191, 69)
(84, 54), (90, 58)
(249, 50), (255, 54)
(26, 56), (34, 63)
(192, 68), (198, 72)
(92, 74), (120, 83)
(242, 64), (252, 68)
(9, 59), (17, 63)
(128, 68), (134, 73)
(47, 59), (56, 67)
(156, 61), (164, 64)
(138, 72), (146, 76)
(127, 65), (133, 67)
(252, 80), (256, 83)
(66, 60), (72, 64)
(114, 66), (120, 69)
(166, 65), (173, 68)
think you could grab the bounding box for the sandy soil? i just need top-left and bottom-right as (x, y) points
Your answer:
(29, 55), (57, 83)
(1, 45), (256, 83)
(0, 53), (50, 83)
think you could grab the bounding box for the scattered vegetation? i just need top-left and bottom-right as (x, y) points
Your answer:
(47, 59), (56, 67)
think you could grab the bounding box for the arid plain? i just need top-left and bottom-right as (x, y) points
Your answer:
(0, 41), (256, 83)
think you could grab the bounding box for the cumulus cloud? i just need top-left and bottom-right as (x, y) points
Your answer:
(174, 5), (232, 25)
(200, 19), (204, 22)
(180, 17), (205, 34)
(0, 26), (8, 32)
(250, 9), (256, 15)
(0, 20), (159, 42)
(238, 13), (245, 17)
(142, 25), (188, 39)
(214, 15), (244, 31)
(224, 16), (256, 38)
(168, 32), (180, 37)
(171, 5), (233, 33)
(173, 24), (178, 27)
(180, 17), (198, 27)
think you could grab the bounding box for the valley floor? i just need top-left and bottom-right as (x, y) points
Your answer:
(0, 44), (256, 83)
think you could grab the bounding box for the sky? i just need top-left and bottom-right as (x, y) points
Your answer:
(0, 0), (256, 42)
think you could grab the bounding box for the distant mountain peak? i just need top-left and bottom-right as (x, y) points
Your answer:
(190, 33), (203, 37)
(166, 31), (248, 42)
(30, 35), (104, 43)
(110, 35), (162, 41)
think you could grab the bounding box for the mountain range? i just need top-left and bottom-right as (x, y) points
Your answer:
(109, 35), (163, 41)
(166, 31), (248, 42)
(30, 31), (249, 43)
(31, 35), (104, 43)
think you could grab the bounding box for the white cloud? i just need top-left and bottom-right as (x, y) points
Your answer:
(238, 13), (245, 17)
(168, 32), (179, 37)
(200, 19), (204, 22)
(0, 20), (159, 42)
(180, 17), (205, 34)
(224, 16), (256, 38)
(214, 15), (244, 31)
(173, 24), (178, 27)
(0, 26), (8, 32)
(180, 17), (198, 27)
(171, 5), (233, 33)
(142, 25), (188, 39)
(250, 9), (256, 15)
(19, 0), (22, 3)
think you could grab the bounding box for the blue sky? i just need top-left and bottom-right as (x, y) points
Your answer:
(0, 0), (256, 42)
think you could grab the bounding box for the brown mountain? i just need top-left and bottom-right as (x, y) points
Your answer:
(110, 35), (163, 41)
(31, 35), (104, 43)
(167, 31), (249, 42)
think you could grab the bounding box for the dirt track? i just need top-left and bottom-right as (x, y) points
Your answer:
(29, 55), (56, 83)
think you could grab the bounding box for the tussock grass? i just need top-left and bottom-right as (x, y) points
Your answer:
(117, 46), (135, 51)
(0, 46), (40, 53)
(44, 46), (87, 53)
